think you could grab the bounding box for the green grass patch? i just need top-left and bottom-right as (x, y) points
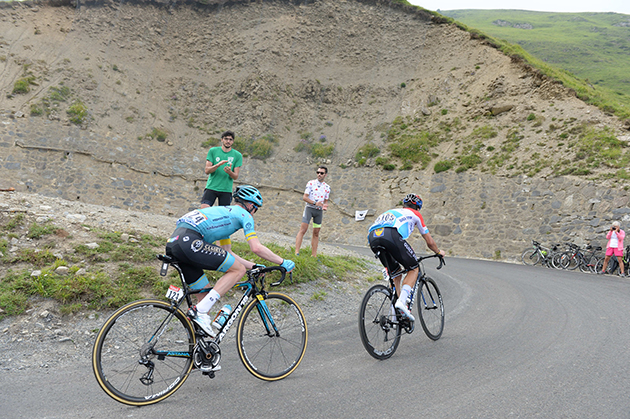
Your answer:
(434, 160), (453, 173)
(311, 143), (334, 158)
(9, 248), (58, 266)
(201, 137), (220, 148)
(12, 76), (36, 94)
(2, 213), (25, 231)
(456, 153), (483, 172)
(470, 125), (498, 140)
(310, 291), (328, 301)
(147, 127), (168, 142)
(67, 100), (88, 124)
(48, 85), (71, 102)
(0, 216), (370, 318)
(355, 143), (381, 165)
(236, 133), (278, 159)
(439, 10), (630, 119)
(293, 131), (334, 158)
(27, 222), (61, 239)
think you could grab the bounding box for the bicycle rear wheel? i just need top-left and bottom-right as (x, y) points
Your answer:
(521, 249), (540, 266)
(237, 292), (307, 381)
(92, 299), (195, 406)
(358, 284), (401, 359)
(607, 257), (620, 275)
(417, 277), (444, 340)
(550, 252), (564, 269)
(560, 251), (579, 270)
(579, 255), (597, 273)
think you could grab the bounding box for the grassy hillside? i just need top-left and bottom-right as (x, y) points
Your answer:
(441, 10), (630, 103)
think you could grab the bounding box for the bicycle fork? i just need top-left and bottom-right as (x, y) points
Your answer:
(254, 296), (280, 338)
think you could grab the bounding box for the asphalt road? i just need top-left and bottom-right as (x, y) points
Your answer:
(2, 258), (630, 418)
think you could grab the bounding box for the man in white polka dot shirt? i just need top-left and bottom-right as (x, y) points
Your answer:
(294, 166), (331, 257)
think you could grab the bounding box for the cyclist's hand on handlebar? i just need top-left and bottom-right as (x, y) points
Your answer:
(437, 249), (446, 257)
(280, 259), (295, 272)
(252, 263), (266, 269)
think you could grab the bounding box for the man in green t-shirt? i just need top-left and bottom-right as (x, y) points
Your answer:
(201, 130), (243, 209)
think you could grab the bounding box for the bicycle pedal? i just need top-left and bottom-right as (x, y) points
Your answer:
(200, 364), (221, 374)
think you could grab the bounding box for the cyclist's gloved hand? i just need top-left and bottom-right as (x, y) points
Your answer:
(253, 264), (266, 269)
(280, 259), (295, 272)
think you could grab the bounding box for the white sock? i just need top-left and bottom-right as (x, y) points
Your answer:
(400, 285), (412, 303)
(196, 289), (221, 314)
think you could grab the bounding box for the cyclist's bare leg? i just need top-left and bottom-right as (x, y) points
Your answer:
(392, 275), (402, 297)
(212, 262), (246, 295)
(295, 222), (309, 255)
(392, 267), (418, 296)
(196, 263), (246, 312)
(311, 227), (321, 257)
(402, 268), (419, 289)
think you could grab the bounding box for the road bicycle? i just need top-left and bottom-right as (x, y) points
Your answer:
(521, 240), (561, 268)
(559, 243), (602, 273)
(358, 250), (445, 360)
(92, 254), (308, 406)
(550, 242), (574, 270)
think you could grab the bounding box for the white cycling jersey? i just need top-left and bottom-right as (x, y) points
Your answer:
(368, 208), (429, 240)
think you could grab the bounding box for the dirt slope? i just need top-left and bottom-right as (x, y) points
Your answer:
(1, 0), (625, 177)
(1, 0), (629, 260)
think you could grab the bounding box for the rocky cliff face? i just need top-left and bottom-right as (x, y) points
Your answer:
(1, 0), (629, 260)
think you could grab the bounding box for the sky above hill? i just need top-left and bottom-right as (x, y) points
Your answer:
(409, 0), (630, 14)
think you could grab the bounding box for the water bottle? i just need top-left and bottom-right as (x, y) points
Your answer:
(212, 304), (232, 329)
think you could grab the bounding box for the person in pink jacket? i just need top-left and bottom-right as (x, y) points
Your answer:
(599, 221), (626, 277)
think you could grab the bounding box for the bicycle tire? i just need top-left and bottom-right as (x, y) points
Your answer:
(236, 292), (307, 381)
(595, 257), (604, 273)
(560, 251), (579, 270)
(607, 257), (620, 275)
(521, 248), (540, 266)
(550, 252), (564, 269)
(417, 277), (444, 340)
(358, 284), (401, 359)
(579, 254), (596, 273)
(92, 299), (195, 406)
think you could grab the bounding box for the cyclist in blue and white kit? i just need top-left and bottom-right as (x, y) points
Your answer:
(367, 193), (445, 321)
(165, 185), (295, 337)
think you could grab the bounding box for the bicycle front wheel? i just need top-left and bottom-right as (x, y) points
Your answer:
(358, 284), (401, 360)
(237, 292), (307, 381)
(417, 277), (444, 340)
(92, 299), (195, 406)
(521, 249), (540, 266)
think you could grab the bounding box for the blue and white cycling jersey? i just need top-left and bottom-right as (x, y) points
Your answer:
(175, 205), (257, 243)
(368, 208), (429, 240)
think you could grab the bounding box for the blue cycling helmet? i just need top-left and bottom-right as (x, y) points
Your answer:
(233, 185), (263, 208)
(403, 193), (423, 210)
